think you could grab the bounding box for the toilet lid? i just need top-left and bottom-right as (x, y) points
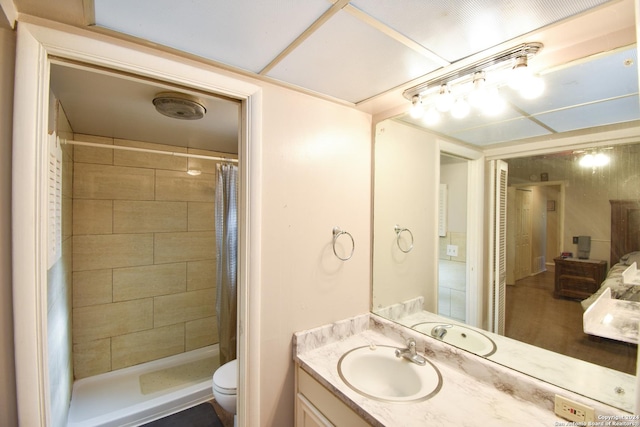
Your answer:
(213, 359), (237, 394)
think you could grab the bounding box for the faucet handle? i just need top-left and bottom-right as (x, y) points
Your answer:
(407, 338), (416, 349)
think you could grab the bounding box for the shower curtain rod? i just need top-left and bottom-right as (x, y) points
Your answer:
(62, 139), (239, 163)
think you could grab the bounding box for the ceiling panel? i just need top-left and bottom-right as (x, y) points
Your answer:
(265, 10), (443, 103)
(94, 0), (331, 73)
(534, 95), (640, 133)
(507, 47), (639, 115)
(49, 64), (240, 153)
(349, 0), (611, 63)
(450, 117), (552, 146)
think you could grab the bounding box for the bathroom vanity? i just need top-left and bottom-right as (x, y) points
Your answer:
(293, 314), (633, 427)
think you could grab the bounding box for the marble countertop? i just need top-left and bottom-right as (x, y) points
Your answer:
(294, 314), (632, 427)
(381, 301), (635, 413)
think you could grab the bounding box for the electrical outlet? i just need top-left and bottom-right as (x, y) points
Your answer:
(554, 395), (595, 423)
(446, 245), (458, 257)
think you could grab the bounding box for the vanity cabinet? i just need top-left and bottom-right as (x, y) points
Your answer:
(554, 257), (607, 299)
(295, 364), (369, 427)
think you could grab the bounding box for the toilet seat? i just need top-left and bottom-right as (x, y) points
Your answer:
(213, 359), (237, 395)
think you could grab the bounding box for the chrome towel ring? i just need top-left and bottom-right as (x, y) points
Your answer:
(332, 227), (355, 261)
(394, 225), (414, 253)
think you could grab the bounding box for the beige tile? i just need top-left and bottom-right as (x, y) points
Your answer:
(187, 260), (216, 291)
(73, 299), (153, 343)
(111, 324), (184, 370)
(113, 263), (187, 301)
(113, 201), (187, 233)
(73, 163), (155, 200)
(73, 339), (111, 379)
(73, 269), (112, 307)
(62, 196), (73, 240)
(155, 170), (215, 202)
(438, 236), (449, 260)
(186, 316), (219, 351)
(113, 139), (188, 171)
(73, 135), (114, 165)
(154, 288), (215, 327)
(154, 231), (215, 264)
(188, 202), (215, 231)
(187, 148), (237, 175)
(73, 233), (154, 271)
(73, 200), (113, 235)
(450, 231), (467, 262)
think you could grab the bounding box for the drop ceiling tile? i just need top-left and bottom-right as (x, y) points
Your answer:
(451, 117), (552, 146)
(265, 10), (443, 103)
(509, 47), (638, 115)
(94, 0), (331, 73)
(534, 95), (640, 133)
(350, 0), (610, 63)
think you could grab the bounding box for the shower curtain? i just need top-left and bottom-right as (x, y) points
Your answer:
(215, 163), (238, 365)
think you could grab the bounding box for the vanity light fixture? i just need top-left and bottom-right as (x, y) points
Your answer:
(403, 42), (544, 123)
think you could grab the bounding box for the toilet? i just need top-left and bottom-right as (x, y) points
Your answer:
(212, 359), (238, 424)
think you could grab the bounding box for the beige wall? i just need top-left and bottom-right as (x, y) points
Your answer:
(372, 119), (439, 312)
(0, 25), (17, 427)
(259, 84), (371, 426)
(71, 134), (234, 378)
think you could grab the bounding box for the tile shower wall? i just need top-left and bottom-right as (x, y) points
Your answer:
(71, 134), (235, 379)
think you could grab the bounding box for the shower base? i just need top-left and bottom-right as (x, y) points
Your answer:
(66, 345), (220, 427)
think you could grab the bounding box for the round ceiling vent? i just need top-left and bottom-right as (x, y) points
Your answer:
(152, 92), (206, 120)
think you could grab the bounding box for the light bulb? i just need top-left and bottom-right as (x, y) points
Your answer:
(509, 56), (530, 90)
(451, 98), (470, 119)
(518, 75), (545, 99)
(579, 154), (594, 167)
(422, 107), (441, 126)
(436, 85), (454, 112)
(482, 88), (506, 116)
(468, 72), (488, 108)
(594, 153), (610, 167)
(409, 95), (424, 119)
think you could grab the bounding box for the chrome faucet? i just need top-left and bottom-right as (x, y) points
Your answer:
(395, 338), (426, 365)
(431, 324), (452, 339)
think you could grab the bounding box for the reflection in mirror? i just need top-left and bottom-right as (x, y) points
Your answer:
(372, 42), (640, 411)
(438, 154), (468, 323)
(504, 144), (639, 375)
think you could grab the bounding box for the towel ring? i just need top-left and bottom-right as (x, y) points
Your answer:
(394, 225), (414, 253)
(332, 227), (355, 261)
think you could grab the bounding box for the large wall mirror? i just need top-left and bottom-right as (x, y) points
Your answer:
(372, 8), (640, 412)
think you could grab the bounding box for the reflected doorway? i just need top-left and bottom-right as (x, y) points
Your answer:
(438, 153), (468, 322)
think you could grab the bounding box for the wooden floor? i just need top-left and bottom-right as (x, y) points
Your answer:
(505, 271), (637, 375)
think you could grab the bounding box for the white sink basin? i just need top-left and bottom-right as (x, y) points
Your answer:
(337, 345), (442, 402)
(411, 322), (497, 357)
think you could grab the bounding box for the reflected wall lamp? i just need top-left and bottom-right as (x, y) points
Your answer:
(576, 148), (612, 170)
(403, 42), (544, 124)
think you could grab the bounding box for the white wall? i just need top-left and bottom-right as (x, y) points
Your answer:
(258, 84), (371, 425)
(372, 120), (439, 312)
(0, 25), (17, 427)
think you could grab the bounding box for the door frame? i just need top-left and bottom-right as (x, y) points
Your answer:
(12, 21), (262, 426)
(437, 139), (484, 328)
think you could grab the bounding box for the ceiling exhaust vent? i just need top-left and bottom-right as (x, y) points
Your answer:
(152, 92), (206, 120)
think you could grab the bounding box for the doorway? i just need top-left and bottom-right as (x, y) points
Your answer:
(12, 23), (260, 426)
(506, 182), (564, 285)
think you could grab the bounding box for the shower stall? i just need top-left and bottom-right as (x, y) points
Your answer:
(45, 67), (239, 425)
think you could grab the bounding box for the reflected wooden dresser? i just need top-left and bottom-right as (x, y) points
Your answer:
(553, 257), (607, 299)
